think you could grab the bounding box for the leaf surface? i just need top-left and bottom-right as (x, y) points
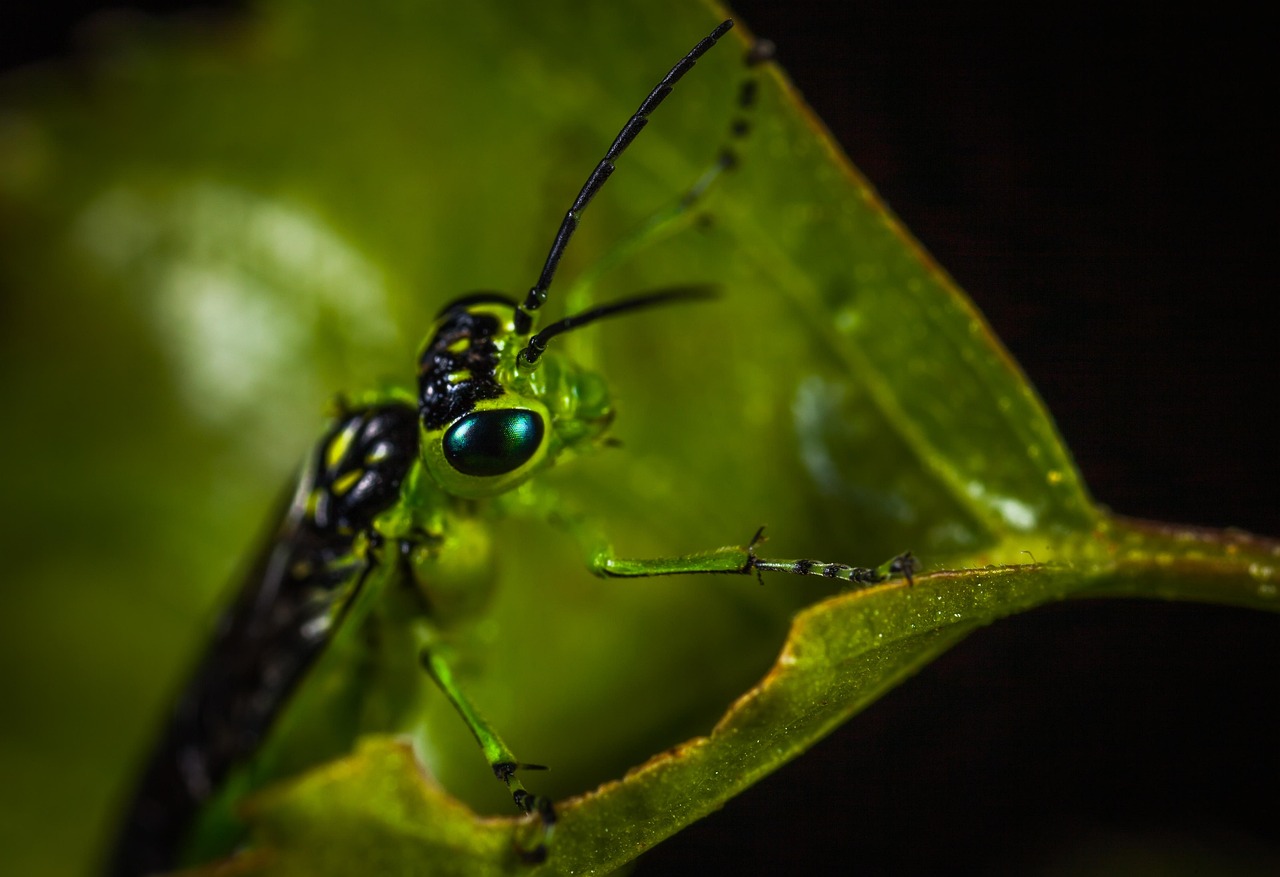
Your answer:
(0, 1), (1274, 875)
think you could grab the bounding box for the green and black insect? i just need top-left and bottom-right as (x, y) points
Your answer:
(108, 19), (914, 875)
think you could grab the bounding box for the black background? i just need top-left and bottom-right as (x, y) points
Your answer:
(5, 2), (1276, 873)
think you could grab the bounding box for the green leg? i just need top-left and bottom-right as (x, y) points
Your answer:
(593, 526), (918, 587)
(419, 646), (556, 863)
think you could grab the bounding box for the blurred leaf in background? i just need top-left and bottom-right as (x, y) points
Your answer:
(1, 0), (1275, 875)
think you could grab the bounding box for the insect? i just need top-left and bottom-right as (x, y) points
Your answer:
(106, 18), (915, 876)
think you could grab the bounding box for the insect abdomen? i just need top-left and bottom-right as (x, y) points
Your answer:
(108, 403), (418, 876)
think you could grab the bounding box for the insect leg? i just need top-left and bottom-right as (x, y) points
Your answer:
(541, 497), (914, 586)
(592, 527), (917, 588)
(418, 646), (556, 863)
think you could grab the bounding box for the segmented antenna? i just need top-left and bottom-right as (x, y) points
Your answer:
(520, 285), (717, 364)
(513, 19), (734, 337)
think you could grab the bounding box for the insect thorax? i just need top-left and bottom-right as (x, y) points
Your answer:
(300, 405), (421, 542)
(417, 295), (513, 432)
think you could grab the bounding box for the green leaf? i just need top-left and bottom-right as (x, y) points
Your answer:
(0, 1), (1274, 875)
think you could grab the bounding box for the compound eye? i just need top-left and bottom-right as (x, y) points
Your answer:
(443, 409), (545, 477)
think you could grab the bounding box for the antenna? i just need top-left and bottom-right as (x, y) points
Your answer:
(513, 19), (734, 337)
(519, 285), (716, 365)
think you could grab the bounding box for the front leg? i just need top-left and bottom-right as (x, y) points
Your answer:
(374, 521), (555, 862)
(594, 527), (917, 587)
(418, 644), (556, 863)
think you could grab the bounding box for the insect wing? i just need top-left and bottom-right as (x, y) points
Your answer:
(108, 403), (420, 875)
(109, 492), (337, 872)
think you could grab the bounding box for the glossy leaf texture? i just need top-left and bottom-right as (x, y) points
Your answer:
(0, 1), (1274, 875)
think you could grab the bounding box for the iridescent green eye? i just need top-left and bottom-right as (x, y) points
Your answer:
(443, 409), (545, 477)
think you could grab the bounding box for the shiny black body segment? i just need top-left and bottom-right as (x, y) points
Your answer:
(108, 403), (419, 877)
(417, 295), (515, 431)
(107, 18), (750, 874)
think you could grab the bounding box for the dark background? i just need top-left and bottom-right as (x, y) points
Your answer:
(5, 2), (1276, 873)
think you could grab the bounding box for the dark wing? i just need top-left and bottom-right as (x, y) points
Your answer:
(107, 402), (419, 877)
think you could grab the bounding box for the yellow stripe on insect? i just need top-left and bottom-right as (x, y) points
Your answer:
(331, 469), (362, 497)
(304, 488), (322, 520)
(324, 422), (358, 471)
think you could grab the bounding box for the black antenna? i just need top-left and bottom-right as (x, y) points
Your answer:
(519, 285), (717, 365)
(513, 19), (734, 337)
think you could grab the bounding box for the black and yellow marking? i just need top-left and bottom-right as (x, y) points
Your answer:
(109, 19), (918, 877)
